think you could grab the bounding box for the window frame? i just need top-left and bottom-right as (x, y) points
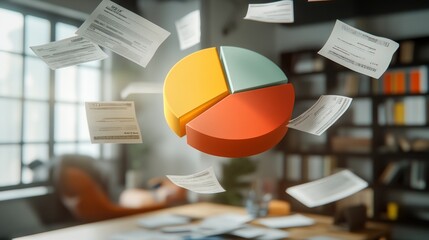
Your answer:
(0, 2), (108, 191)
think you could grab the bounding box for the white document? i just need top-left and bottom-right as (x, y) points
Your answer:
(30, 36), (108, 70)
(286, 169), (368, 208)
(76, 0), (170, 68)
(110, 229), (182, 240)
(186, 213), (253, 238)
(166, 167), (225, 194)
(120, 81), (163, 99)
(244, 0), (294, 23)
(318, 20), (399, 79)
(231, 225), (289, 239)
(137, 214), (191, 229)
(85, 101), (142, 144)
(160, 224), (198, 233)
(257, 228), (290, 240)
(175, 10), (201, 50)
(257, 214), (315, 228)
(199, 213), (253, 229)
(288, 95), (352, 136)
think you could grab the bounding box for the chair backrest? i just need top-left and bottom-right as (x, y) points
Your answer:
(52, 154), (165, 222)
(52, 154), (108, 192)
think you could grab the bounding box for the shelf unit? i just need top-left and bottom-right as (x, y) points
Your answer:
(277, 36), (429, 224)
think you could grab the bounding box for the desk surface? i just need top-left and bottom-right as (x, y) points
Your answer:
(15, 202), (390, 240)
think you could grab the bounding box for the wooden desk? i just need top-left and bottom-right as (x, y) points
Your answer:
(14, 202), (390, 240)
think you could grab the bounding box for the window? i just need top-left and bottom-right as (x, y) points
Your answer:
(0, 4), (109, 190)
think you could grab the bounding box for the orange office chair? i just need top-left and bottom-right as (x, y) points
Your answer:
(52, 154), (166, 223)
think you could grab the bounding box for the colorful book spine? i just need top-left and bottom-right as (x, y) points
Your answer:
(383, 72), (393, 94)
(394, 71), (406, 94)
(409, 66), (428, 94)
(393, 101), (405, 125)
(377, 65), (427, 95)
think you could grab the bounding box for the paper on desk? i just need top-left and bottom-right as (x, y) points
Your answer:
(160, 224), (198, 233)
(257, 214), (315, 229)
(110, 229), (183, 240)
(231, 225), (289, 239)
(199, 213), (254, 229)
(30, 36), (108, 70)
(318, 19), (399, 79)
(186, 213), (253, 238)
(286, 169), (368, 208)
(175, 10), (201, 50)
(288, 95), (352, 136)
(244, 0), (294, 23)
(85, 101), (142, 144)
(76, 0), (170, 68)
(137, 214), (191, 229)
(166, 166), (225, 194)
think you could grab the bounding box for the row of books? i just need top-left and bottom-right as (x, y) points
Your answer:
(284, 155), (337, 182)
(331, 136), (371, 153)
(373, 66), (428, 95)
(378, 97), (427, 125)
(332, 72), (371, 96)
(379, 160), (427, 190)
(381, 132), (429, 153)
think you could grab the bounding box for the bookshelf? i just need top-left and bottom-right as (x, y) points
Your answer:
(277, 36), (429, 226)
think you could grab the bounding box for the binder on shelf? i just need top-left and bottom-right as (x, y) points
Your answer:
(404, 96), (427, 125)
(409, 66), (428, 94)
(393, 71), (406, 94)
(285, 155), (302, 182)
(410, 160), (426, 190)
(384, 99), (395, 125)
(381, 97), (426, 126)
(399, 40), (415, 64)
(372, 78), (380, 95)
(307, 155), (324, 181)
(378, 105), (386, 125)
(393, 101), (405, 125)
(383, 72), (393, 94)
(378, 65), (427, 95)
(343, 73), (360, 96)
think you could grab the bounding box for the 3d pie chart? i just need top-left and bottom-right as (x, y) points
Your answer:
(163, 46), (295, 158)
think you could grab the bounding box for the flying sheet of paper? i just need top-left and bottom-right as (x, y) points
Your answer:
(318, 19), (399, 79)
(166, 167), (225, 194)
(76, 0), (170, 68)
(286, 169), (368, 208)
(137, 214), (191, 229)
(244, 0), (294, 23)
(175, 10), (201, 50)
(30, 36), (108, 70)
(288, 95), (352, 136)
(85, 101), (142, 144)
(120, 81), (163, 99)
(257, 214), (315, 229)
